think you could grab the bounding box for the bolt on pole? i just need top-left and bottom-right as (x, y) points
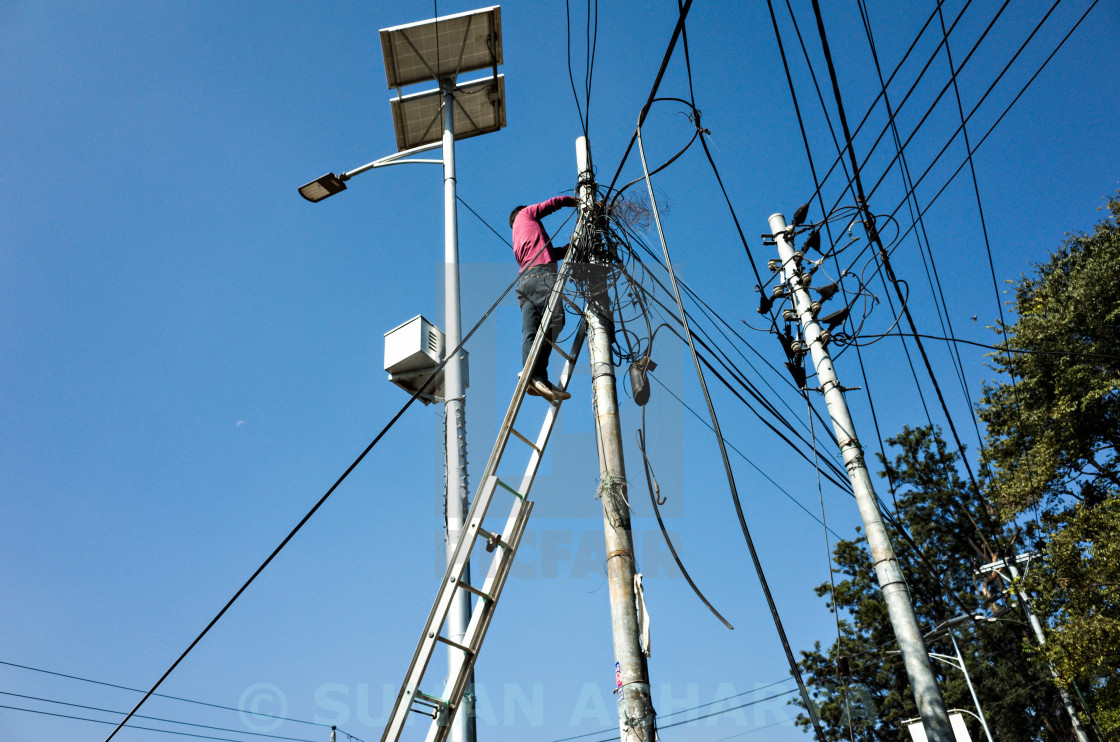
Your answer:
(575, 136), (655, 742)
(769, 212), (954, 742)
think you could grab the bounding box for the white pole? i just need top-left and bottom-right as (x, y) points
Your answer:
(441, 79), (476, 742)
(1005, 561), (1089, 742)
(947, 630), (994, 742)
(769, 212), (954, 742)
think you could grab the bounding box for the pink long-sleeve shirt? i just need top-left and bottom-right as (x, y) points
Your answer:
(512, 196), (573, 271)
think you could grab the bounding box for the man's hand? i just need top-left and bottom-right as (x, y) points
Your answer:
(563, 196), (580, 207)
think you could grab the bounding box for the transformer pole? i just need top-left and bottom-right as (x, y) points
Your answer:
(769, 212), (954, 742)
(440, 78), (476, 742)
(575, 136), (655, 742)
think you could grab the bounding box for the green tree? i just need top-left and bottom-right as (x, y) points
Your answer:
(979, 193), (1120, 736)
(795, 426), (1067, 740)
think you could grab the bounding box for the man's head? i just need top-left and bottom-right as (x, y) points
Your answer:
(509, 205), (526, 228)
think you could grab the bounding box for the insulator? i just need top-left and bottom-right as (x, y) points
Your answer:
(768, 259), (782, 272)
(819, 330), (831, 347)
(771, 284), (787, 299)
(790, 340), (803, 354)
(809, 300), (822, 317)
(792, 251), (804, 265)
(782, 308), (796, 321)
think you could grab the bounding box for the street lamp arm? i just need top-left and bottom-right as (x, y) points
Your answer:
(344, 141), (444, 178)
(947, 708), (986, 726)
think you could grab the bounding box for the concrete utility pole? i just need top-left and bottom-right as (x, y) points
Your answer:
(980, 555), (1090, 742)
(440, 78), (476, 742)
(769, 212), (954, 742)
(574, 136), (655, 742)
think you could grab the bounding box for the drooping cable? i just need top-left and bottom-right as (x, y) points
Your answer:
(637, 405), (734, 629)
(636, 127), (827, 742)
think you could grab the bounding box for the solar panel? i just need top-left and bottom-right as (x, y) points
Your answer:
(390, 75), (506, 151)
(380, 6), (502, 89)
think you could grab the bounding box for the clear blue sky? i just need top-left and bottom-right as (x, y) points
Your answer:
(1, 2), (1117, 741)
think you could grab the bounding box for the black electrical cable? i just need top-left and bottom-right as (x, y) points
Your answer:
(603, 0), (694, 201)
(805, 0), (1024, 592)
(791, 0), (976, 226)
(616, 263), (853, 491)
(762, 0), (908, 503)
(103, 214), (567, 742)
(565, 0), (587, 136)
(648, 371), (845, 541)
(1, 690), (319, 742)
(862, 0), (1064, 208)
(637, 406), (734, 630)
(855, 0), (976, 445)
(618, 210), (844, 456)
(874, 0), (1098, 268)
(0, 659), (323, 728)
(809, 0), (988, 509)
(932, 0), (1030, 463)
(2, 703), (315, 742)
(636, 127), (827, 742)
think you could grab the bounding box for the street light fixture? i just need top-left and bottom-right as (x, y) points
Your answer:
(298, 172), (348, 203)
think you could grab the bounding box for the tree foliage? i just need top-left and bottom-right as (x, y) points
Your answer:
(795, 427), (1067, 740)
(979, 193), (1120, 736)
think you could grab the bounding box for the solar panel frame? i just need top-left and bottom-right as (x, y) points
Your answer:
(380, 6), (502, 89)
(389, 75), (506, 151)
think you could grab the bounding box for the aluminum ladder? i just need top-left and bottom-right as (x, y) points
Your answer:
(381, 261), (584, 742)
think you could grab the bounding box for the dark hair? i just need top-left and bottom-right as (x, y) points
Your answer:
(509, 205), (526, 228)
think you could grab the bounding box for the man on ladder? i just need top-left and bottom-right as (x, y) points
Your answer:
(510, 195), (580, 402)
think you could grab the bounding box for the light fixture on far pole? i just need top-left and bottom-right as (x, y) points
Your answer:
(298, 172), (349, 202)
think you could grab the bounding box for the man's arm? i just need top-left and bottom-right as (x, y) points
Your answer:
(523, 195), (579, 221)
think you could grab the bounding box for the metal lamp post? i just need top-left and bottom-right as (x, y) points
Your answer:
(925, 615), (996, 742)
(298, 9), (505, 742)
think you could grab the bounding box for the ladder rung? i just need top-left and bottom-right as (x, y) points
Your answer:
(411, 690), (447, 708)
(495, 478), (527, 500)
(477, 526), (511, 553)
(546, 336), (576, 363)
(436, 634), (475, 656)
(458, 580), (495, 601)
(509, 426), (541, 452)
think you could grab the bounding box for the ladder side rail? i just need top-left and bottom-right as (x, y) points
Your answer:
(517, 317), (586, 495)
(380, 476), (501, 742)
(381, 263), (576, 742)
(481, 259), (576, 485)
(424, 320), (589, 742)
(425, 498), (535, 742)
